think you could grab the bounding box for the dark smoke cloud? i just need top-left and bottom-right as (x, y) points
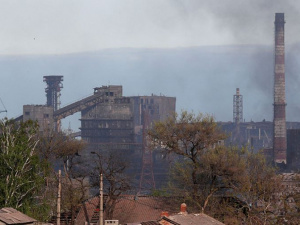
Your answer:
(168, 0), (300, 45)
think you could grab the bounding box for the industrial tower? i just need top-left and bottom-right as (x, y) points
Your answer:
(43, 75), (63, 111)
(233, 88), (243, 124)
(44, 75), (63, 131)
(273, 13), (287, 164)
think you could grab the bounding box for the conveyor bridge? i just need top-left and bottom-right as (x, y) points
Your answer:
(53, 92), (106, 120)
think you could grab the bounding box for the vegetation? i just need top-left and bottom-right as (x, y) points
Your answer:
(0, 119), (43, 214)
(1, 111), (300, 224)
(148, 111), (294, 224)
(91, 150), (131, 220)
(37, 128), (88, 224)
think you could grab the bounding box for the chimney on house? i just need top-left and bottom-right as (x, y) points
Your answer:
(160, 211), (169, 217)
(180, 203), (187, 215)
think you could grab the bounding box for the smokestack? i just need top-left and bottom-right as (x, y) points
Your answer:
(273, 13), (287, 164)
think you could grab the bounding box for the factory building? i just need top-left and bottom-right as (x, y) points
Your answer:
(77, 85), (176, 153)
(23, 105), (54, 132)
(80, 86), (134, 147)
(287, 129), (300, 171)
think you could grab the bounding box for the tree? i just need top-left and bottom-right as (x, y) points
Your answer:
(0, 119), (43, 213)
(56, 137), (88, 225)
(233, 151), (280, 224)
(35, 128), (88, 223)
(149, 111), (282, 224)
(91, 150), (131, 220)
(149, 111), (228, 212)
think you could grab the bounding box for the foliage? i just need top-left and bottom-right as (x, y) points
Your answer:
(36, 129), (88, 222)
(149, 111), (227, 212)
(149, 111), (284, 224)
(0, 119), (43, 213)
(57, 137), (88, 225)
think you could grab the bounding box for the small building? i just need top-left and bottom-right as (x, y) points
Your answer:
(23, 105), (54, 132)
(157, 203), (225, 225)
(0, 208), (36, 225)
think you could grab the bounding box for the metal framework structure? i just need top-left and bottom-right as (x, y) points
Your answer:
(273, 13), (287, 164)
(233, 88), (243, 124)
(43, 75), (63, 111)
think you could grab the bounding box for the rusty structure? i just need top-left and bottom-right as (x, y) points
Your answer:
(233, 88), (243, 124)
(273, 13), (287, 164)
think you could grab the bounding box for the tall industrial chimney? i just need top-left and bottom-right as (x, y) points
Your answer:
(273, 13), (287, 164)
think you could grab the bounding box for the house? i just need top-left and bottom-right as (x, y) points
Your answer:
(125, 203), (225, 225)
(54, 195), (225, 225)
(74, 195), (178, 225)
(0, 208), (36, 225)
(158, 203), (225, 225)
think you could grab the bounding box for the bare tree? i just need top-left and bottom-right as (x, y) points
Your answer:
(149, 111), (281, 224)
(91, 150), (131, 220)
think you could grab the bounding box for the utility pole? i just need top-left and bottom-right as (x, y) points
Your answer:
(91, 151), (104, 225)
(57, 170), (61, 225)
(100, 173), (103, 225)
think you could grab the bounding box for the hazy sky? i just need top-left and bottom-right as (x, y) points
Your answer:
(1, 1), (300, 130)
(1, 0), (300, 55)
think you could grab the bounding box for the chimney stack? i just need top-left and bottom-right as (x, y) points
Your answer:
(180, 203), (187, 215)
(273, 13), (287, 164)
(160, 211), (169, 218)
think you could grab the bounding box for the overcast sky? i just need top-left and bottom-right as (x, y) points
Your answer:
(1, 1), (300, 130)
(1, 0), (300, 55)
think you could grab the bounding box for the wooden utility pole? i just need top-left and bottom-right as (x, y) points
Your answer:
(57, 170), (61, 225)
(100, 173), (103, 225)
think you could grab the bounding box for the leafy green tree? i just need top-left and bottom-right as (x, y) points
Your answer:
(0, 119), (43, 213)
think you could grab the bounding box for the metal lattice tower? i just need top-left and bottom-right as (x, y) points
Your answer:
(233, 88), (243, 124)
(43, 76), (63, 111)
(139, 110), (156, 193)
(273, 13), (287, 164)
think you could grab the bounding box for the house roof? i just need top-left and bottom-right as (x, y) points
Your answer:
(0, 208), (37, 225)
(75, 195), (225, 225)
(75, 195), (178, 225)
(160, 213), (225, 225)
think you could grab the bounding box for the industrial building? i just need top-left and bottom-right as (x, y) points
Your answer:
(18, 79), (176, 189)
(13, 13), (300, 187)
(23, 105), (53, 132)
